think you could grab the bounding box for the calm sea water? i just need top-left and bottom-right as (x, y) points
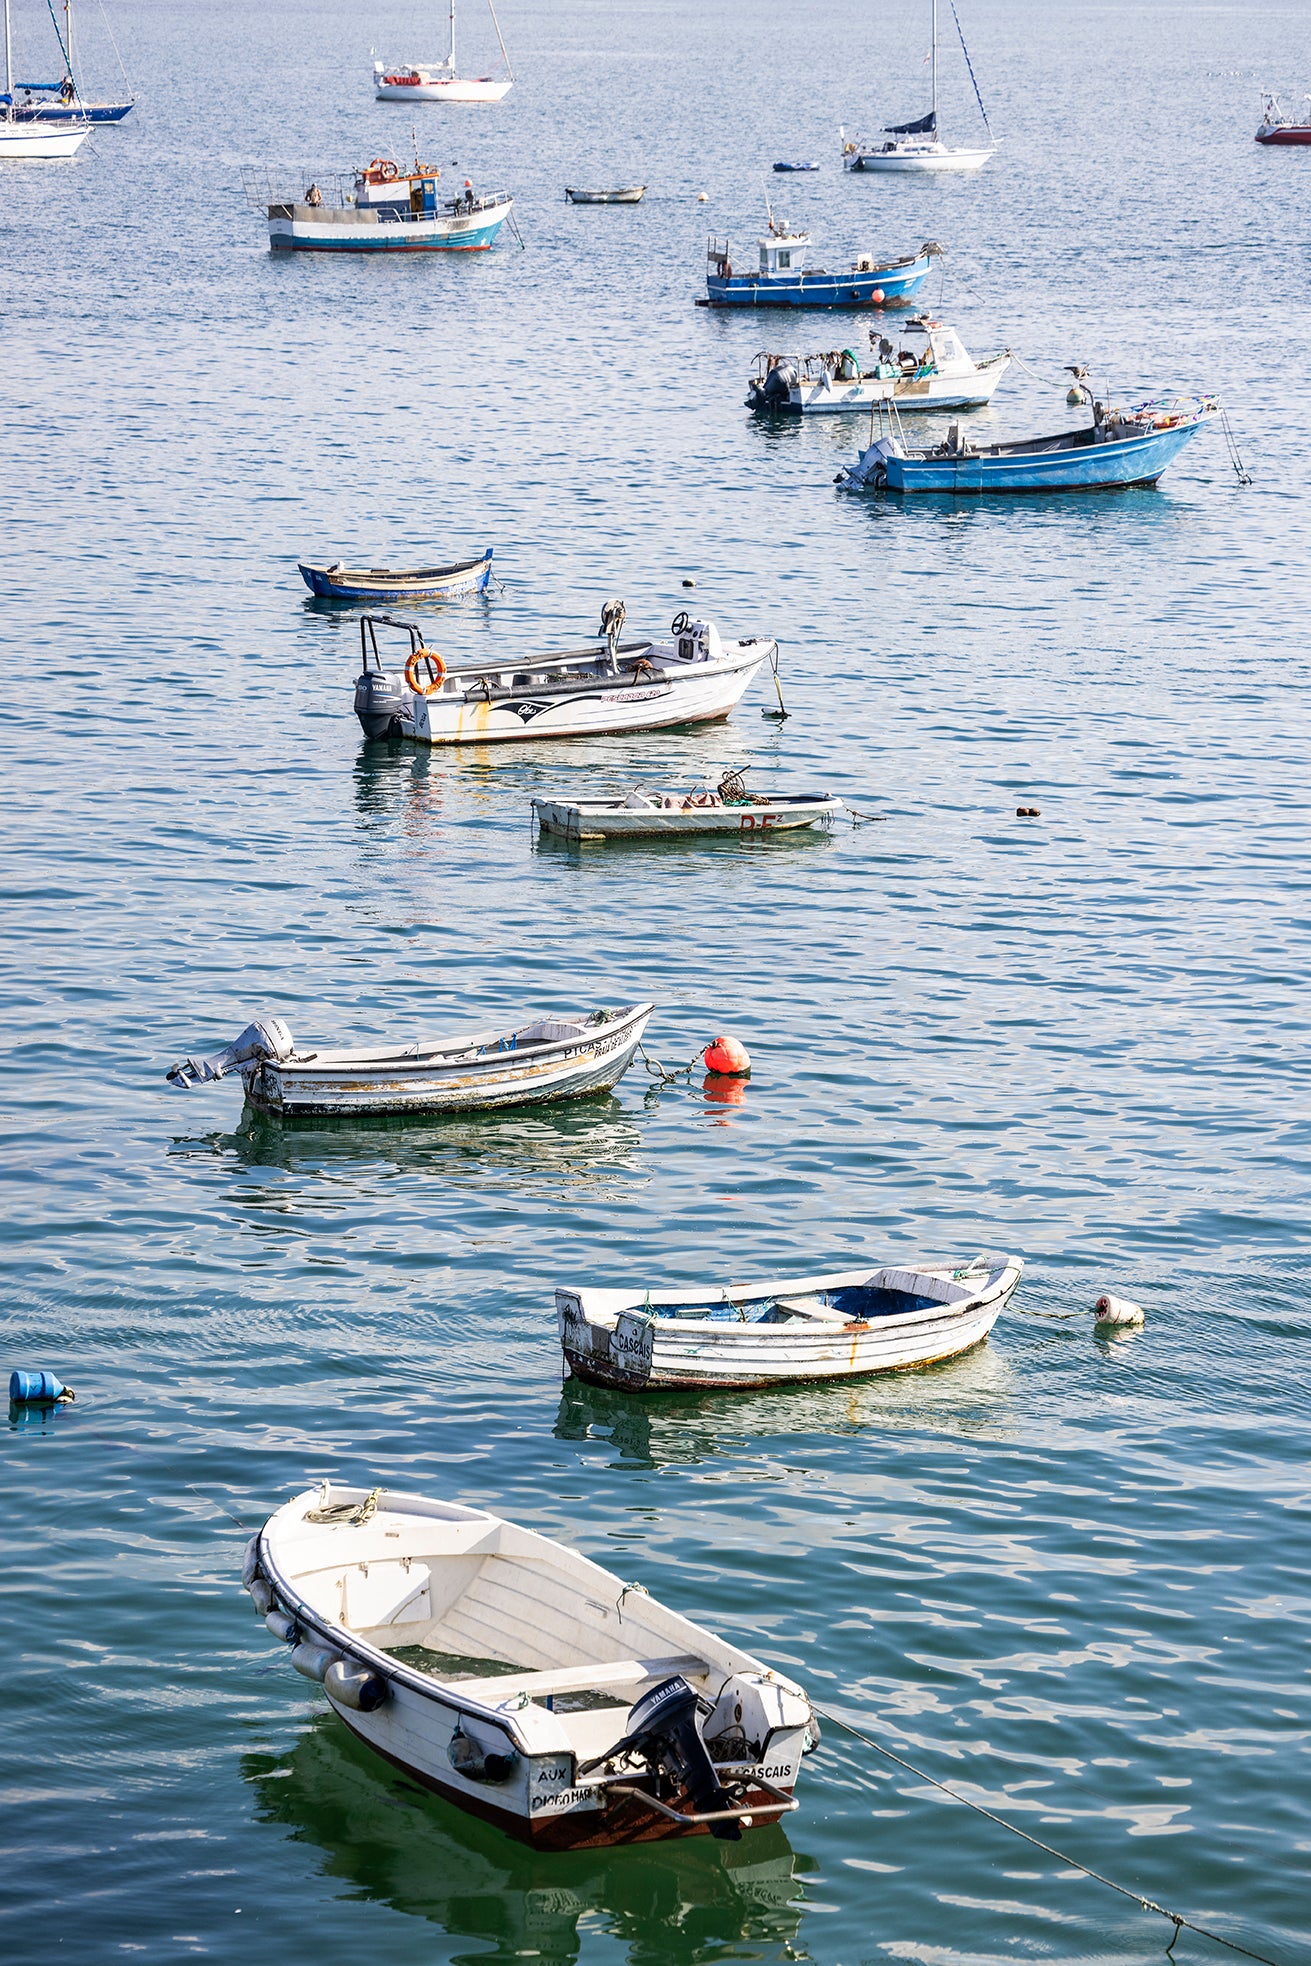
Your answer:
(2, 1), (1309, 1961)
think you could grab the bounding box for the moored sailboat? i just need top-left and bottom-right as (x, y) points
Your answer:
(8, 0), (132, 120)
(842, 0), (994, 173)
(0, 0), (88, 154)
(374, 0), (513, 103)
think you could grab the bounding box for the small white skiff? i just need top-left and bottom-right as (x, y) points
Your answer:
(747, 317), (1009, 415)
(167, 1004), (654, 1116)
(354, 607), (775, 746)
(244, 1483), (820, 1848)
(565, 186), (646, 203)
(533, 784), (842, 842)
(558, 1253), (1023, 1391)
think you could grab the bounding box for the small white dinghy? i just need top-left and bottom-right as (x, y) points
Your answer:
(533, 771), (842, 843)
(245, 1483), (820, 1848)
(565, 185), (646, 204)
(558, 1253), (1023, 1391)
(166, 1004), (654, 1116)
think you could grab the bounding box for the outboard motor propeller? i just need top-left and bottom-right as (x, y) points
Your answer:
(591, 1674), (742, 1840)
(167, 1015), (295, 1089)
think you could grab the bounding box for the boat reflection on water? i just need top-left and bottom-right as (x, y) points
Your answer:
(556, 1337), (1019, 1468)
(244, 1715), (814, 1965)
(169, 1093), (647, 1196)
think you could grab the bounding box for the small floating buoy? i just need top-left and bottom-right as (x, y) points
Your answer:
(1094, 1293), (1145, 1329)
(871, 288), (885, 304)
(1016, 805), (1041, 818)
(1067, 385), (1085, 405)
(697, 191), (708, 202)
(9, 1368), (74, 1404)
(682, 577), (696, 588)
(704, 1034), (751, 1076)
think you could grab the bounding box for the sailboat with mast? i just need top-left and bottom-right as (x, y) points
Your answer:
(374, 0), (513, 104)
(842, 0), (994, 174)
(0, 0), (88, 155)
(10, 0), (134, 121)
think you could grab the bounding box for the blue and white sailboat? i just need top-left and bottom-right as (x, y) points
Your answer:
(8, 0), (133, 122)
(842, 0), (993, 173)
(699, 215), (939, 310)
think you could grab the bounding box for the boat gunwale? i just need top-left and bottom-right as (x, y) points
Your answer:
(255, 1002), (654, 1080)
(563, 1257), (1022, 1334)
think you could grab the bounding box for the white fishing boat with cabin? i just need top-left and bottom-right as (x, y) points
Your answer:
(842, 0), (994, 173)
(244, 1482), (821, 1848)
(374, 0), (513, 102)
(746, 316), (1010, 415)
(166, 1004), (654, 1116)
(353, 606), (776, 746)
(533, 769), (842, 842)
(558, 1253), (1024, 1392)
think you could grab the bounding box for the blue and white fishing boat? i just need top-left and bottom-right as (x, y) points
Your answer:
(837, 393), (1219, 493)
(250, 155), (513, 254)
(699, 217), (939, 310)
(298, 548), (494, 603)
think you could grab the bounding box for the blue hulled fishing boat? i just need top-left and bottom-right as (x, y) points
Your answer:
(838, 394), (1219, 493)
(699, 218), (938, 310)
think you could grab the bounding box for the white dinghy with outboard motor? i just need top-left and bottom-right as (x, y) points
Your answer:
(558, 1252), (1023, 1391)
(354, 604), (776, 746)
(166, 1004), (653, 1116)
(244, 1482), (821, 1848)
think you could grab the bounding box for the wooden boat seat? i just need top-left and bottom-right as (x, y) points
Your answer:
(452, 1653), (710, 1705)
(773, 1295), (853, 1324)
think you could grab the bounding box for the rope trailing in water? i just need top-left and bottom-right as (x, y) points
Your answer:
(816, 1704), (1289, 1966)
(763, 643), (789, 721)
(1220, 408), (1252, 485)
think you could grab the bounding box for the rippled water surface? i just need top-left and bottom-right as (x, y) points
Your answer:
(3, 1), (1309, 1961)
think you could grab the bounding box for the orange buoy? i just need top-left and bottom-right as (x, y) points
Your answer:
(703, 1034), (751, 1077)
(871, 287), (885, 304)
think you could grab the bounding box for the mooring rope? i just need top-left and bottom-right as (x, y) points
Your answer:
(635, 1041), (702, 1087)
(816, 1704), (1288, 1966)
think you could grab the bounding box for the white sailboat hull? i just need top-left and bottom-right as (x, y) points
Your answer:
(375, 73), (512, 101)
(0, 119), (89, 156)
(847, 144), (993, 173)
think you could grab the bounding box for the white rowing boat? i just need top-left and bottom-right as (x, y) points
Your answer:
(353, 606), (774, 746)
(558, 1253), (1024, 1391)
(532, 779), (842, 842)
(166, 1004), (654, 1116)
(244, 1482), (820, 1848)
(564, 185), (646, 203)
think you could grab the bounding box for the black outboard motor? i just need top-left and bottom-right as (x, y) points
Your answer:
(595, 1675), (741, 1840)
(354, 666), (413, 740)
(761, 361), (798, 407)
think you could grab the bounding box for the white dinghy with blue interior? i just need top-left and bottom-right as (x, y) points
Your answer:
(244, 1482), (821, 1848)
(558, 1252), (1023, 1392)
(166, 1004), (654, 1116)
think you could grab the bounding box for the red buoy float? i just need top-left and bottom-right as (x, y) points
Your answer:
(703, 1034), (751, 1077)
(871, 287), (885, 304)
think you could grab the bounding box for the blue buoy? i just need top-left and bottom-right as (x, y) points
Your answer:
(9, 1368), (74, 1404)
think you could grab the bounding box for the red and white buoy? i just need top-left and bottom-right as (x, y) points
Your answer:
(703, 1034), (751, 1077)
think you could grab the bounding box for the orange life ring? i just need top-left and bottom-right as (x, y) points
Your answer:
(367, 157), (399, 182)
(405, 647), (446, 695)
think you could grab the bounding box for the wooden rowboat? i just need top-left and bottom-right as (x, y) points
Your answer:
(244, 1482), (820, 1848)
(299, 548), (494, 602)
(166, 1003), (654, 1116)
(564, 186), (646, 203)
(557, 1253), (1024, 1391)
(532, 787), (842, 842)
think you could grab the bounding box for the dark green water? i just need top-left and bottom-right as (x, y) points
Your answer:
(2, 1), (1308, 1961)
